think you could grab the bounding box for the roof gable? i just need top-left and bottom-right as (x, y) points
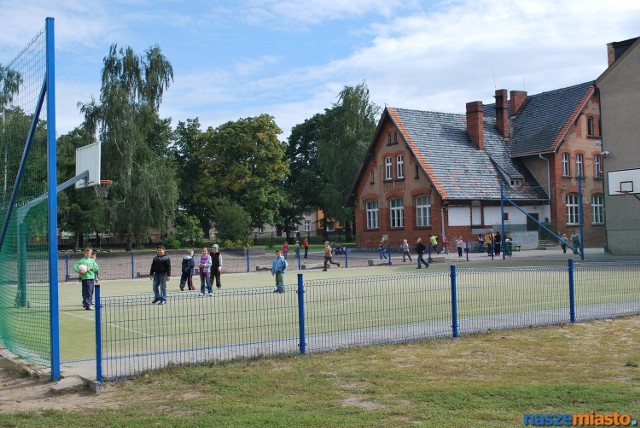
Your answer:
(510, 82), (594, 157)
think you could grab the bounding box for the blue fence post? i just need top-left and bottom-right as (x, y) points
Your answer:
(246, 248), (250, 272)
(297, 248), (301, 270)
(65, 254), (70, 281)
(344, 246), (348, 269)
(95, 283), (103, 383)
(428, 244), (432, 263)
(130, 252), (135, 279)
(297, 273), (306, 355)
(387, 244), (392, 265)
(568, 259), (576, 323)
(465, 242), (469, 262)
(450, 265), (459, 338)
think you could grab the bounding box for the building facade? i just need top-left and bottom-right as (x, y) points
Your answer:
(348, 83), (607, 251)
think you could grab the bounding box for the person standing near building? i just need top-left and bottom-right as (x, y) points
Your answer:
(73, 247), (99, 310)
(455, 236), (465, 258)
(303, 238), (309, 259)
(294, 240), (301, 260)
(271, 249), (288, 293)
(210, 244), (223, 290)
(323, 241), (340, 271)
(198, 247), (212, 296)
(560, 233), (568, 254)
(149, 244), (171, 305)
(415, 238), (428, 269)
(494, 231), (501, 256)
(400, 239), (412, 262)
(379, 238), (387, 259)
(570, 231), (580, 255)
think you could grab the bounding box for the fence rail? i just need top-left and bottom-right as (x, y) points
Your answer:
(92, 261), (640, 381)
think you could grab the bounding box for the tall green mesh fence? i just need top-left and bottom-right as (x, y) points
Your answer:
(0, 25), (51, 366)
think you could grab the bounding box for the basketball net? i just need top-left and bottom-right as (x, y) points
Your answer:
(95, 180), (113, 198)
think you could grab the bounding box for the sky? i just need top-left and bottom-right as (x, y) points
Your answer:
(1, 0), (639, 141)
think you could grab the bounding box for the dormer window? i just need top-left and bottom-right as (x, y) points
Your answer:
(510, 179), (522, 188)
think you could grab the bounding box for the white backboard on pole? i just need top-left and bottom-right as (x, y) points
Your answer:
(607, 168), (640, 196)
(75, 142), (101, 188)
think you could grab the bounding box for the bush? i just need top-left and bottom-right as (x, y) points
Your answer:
(163, 235), (181, 249)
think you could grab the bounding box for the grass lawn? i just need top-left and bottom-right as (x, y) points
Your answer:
(0, 315), (638, 426)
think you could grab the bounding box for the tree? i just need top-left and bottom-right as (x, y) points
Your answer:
(0, 64), (22, 108)
(278, 114), (325, 239)
(211, 198), (252, 243)
(196, 114), (289, 230)
(173, 211), (202, 245)
(316, 83), (379, 240)
(80, 44), (178, 250)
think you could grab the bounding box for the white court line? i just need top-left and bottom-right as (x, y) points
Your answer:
(61, 310), (170, 342)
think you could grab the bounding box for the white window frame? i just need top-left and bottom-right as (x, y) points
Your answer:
(384, 157), (392, 180)
(304, 220), (311, 232)
(562, 153), (570, 177)
(566, 194), (579, 225)
(415, 195), (431, 227)
(396, 155), (404, 179)
(389, 198), (404, 228)
(592, 194), (604, 224)
(365, 200), (379, 230)
(576, 153), (583, 177)
(593, 154), (602, 177)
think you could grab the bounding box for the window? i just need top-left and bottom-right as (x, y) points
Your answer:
(369, 171), (375, 184)
(415, 195), (431, 227)
(396, 155), (404, 179)
(415, 165), (420, 179)
(294, 223), (300, 232)
(394, 133), (398, 143)
(304, 220), (311, 232)
(365, 200), (379, 229)
(390, 198), (404, 228)
(593, 154), (602, 177)
(592, 194), (604, 224)
(562, 153), (570, 176)
(566, 194), (579, 225)
(326, 222), (335, 232)
(384, 157), (392, 180)
(587, 117), (594, 136)
(257, 227), (264, 233)
(576, 154), (583, 177)
(387, 134), (391, 144)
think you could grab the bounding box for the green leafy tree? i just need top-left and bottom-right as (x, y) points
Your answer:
(173, 211), (202, 245)
(196, 114), (289, 230)
(278, 114), (325, 239)
(80, 44), (178, 250)
(316, 82), (379, 240)
(211, 199), (252, 242)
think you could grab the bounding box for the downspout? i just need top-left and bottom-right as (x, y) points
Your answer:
(538, 154), (551, 201)
(441, 206), (446, 246)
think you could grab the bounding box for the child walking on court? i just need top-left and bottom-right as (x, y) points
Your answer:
(73, 247), (99, 310)
(149, 244), (171, 304)
(179, 249), (195, 291)
(271, 249), (288, 293)
(323, 241), (340, 271)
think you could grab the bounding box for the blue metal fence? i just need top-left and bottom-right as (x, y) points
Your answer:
(95, 261), (640, 381)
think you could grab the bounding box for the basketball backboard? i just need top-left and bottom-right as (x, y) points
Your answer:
(607, 168), (640, 196)
(74, 142), (101, 189)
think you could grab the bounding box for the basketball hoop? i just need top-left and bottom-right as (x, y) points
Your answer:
(94, 180), (112, 198)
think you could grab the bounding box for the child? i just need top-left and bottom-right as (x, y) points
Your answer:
(149, 244), (171, 304)
(197, 247), (212, 296)
(271, 249), (288, 293)
(401, 239), (412, 262)
(179, 249), (195, 291)
(73, 247), (99, 310)
(323, 241), (341, 271)
(210, 244), (223, 289)
(455, 236), (465, 258)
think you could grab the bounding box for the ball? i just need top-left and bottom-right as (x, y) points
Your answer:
(77, 264), (88, 274)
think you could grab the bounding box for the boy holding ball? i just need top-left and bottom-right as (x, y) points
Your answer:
(73, 247), (99, 310)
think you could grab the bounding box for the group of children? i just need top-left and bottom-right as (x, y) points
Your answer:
(73, 244), (290, 309)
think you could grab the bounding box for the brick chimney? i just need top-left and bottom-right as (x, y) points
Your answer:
(495, 89), (509, 138)
(466, 101), (484, 150)
(510, 90), (527, 115)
